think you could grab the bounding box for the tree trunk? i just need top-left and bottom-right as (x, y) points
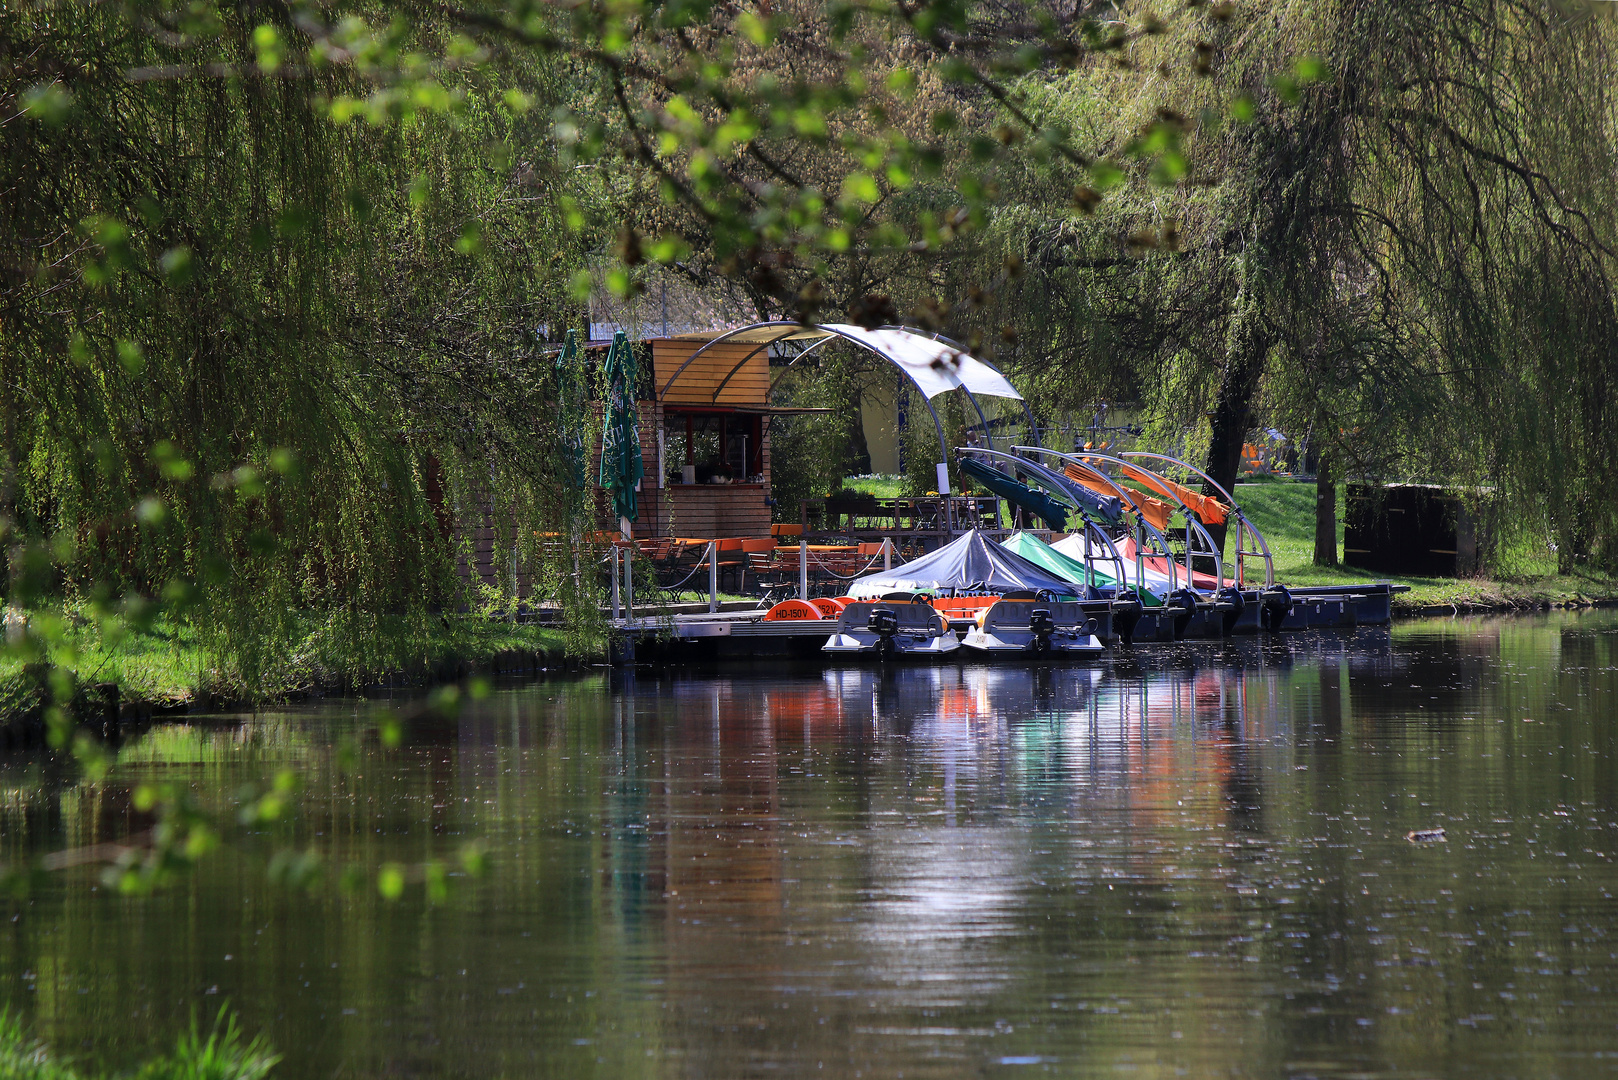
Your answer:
(1314, 453), (1337, 566)
(1202, 312), (1271, 554)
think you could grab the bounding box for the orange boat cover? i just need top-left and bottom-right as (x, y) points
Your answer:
(809, 597), (846, 618)
(1119, 463), (1228, 526)
(762, 600), (822, 621)
(1063, 463), (1174, 531)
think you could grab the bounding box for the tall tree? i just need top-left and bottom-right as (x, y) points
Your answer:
(974, 0), (1618, 564)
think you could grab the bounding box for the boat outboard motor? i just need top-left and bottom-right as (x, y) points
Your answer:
(1110, 594), (1143, 645)
(867, 606), (901, 658)
(1027, 607), (1056, 653)
(1218, 585), (1245, 636)
(1258, 585), (1292, 632)
(1169, 588), (1200, 639)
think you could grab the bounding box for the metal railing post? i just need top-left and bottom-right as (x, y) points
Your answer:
(707, 541), (718, 613)
(623, 544), (633, 617)
(610, 547), (621, 621)
(883, 537), (892, 571)
(799, 539), (809, 600)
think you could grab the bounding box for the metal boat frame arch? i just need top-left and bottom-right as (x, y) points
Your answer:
(1070, 449), (1229, 596)
(1120, 451), (1275, 587)
(1008, 446), (1191, 595)
(965, 446), (1129, 593)
(659, 321), (1032, 485)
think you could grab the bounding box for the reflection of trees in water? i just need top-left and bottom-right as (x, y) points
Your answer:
(9, 617), (1618, 1076)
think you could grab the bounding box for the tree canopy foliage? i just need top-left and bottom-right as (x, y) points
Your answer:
(6, 0), (1618, 680)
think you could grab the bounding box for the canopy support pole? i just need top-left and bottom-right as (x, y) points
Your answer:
(708, 541), (718, 613)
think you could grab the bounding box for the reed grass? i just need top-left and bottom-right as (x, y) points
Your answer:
(0, 1009), (278, 1080)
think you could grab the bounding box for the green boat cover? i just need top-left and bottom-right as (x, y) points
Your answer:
(1003, 531), (1164, 606)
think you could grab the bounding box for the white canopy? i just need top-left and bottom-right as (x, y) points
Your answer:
(818, 325), (1023, 401)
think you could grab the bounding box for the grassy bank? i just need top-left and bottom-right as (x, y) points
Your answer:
(0, 609), (574, 724)
(1234, 479), (1618, 612)
(0, 1009), (278, 1080)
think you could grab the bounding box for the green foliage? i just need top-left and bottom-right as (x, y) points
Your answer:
(964, 0), (1618, 569)
(0, 1009), (278, 1080)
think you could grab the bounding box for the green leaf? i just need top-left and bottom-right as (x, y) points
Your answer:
(1229, 94), (1255, 123)
(569, 269), (593, 302)
(116, 340), (146, 374)
(1151, 150), (1188, 185)
(737, 11), (772, 46)
(841, 172), (879, 204)
(1089, 160), (1125, 192)
(159, 246), (194, 283)
(253, 24), (283, 73)
(21, 82), (73, 125)
(377, 864), (405, 900)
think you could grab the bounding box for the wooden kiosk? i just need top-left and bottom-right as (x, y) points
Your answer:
(591, 326), (827, 540)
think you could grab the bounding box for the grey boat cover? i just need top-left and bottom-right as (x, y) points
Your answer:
(844, 530), (1083, 600)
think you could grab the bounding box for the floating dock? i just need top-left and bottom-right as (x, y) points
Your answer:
(615, 582), (1405, 663)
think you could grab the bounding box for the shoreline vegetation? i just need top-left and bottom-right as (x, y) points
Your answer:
(0, 611), (571, 728)
(5, 481), (1614, 727)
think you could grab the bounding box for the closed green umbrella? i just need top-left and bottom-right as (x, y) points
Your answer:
(555, 329), (586, 495)
(598, 331), (643, 531)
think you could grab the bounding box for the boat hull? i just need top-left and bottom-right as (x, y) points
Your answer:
(823, 600), (960, 659)
(822, 631), (961, 658)
(959, 628), (1104, 656)
(959, 600), (1105, 658)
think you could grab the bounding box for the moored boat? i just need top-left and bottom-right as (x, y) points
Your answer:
(960, 594), (1105, 657)
(822, 595), (960, 658)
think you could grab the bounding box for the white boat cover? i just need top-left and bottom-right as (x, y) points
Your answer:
(845, 530), (1080, 599)
(819, 325), (1023, 401)
(1051, 533), (1175, 595)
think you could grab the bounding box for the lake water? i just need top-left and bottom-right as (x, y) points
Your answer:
(4, 613), (1618, 1078)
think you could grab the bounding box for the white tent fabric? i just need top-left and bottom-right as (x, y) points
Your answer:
(819, 324), (1023, 401)
(1051, 533), (1175, 596)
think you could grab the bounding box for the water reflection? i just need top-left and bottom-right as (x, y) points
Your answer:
(3, 615), (1618, 1078)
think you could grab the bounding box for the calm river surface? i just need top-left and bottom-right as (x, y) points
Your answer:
(4, 613), (1618, 1078)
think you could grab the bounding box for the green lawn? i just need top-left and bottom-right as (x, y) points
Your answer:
(842, 474), (903, 499)
(1233, 479), (1618, 610)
